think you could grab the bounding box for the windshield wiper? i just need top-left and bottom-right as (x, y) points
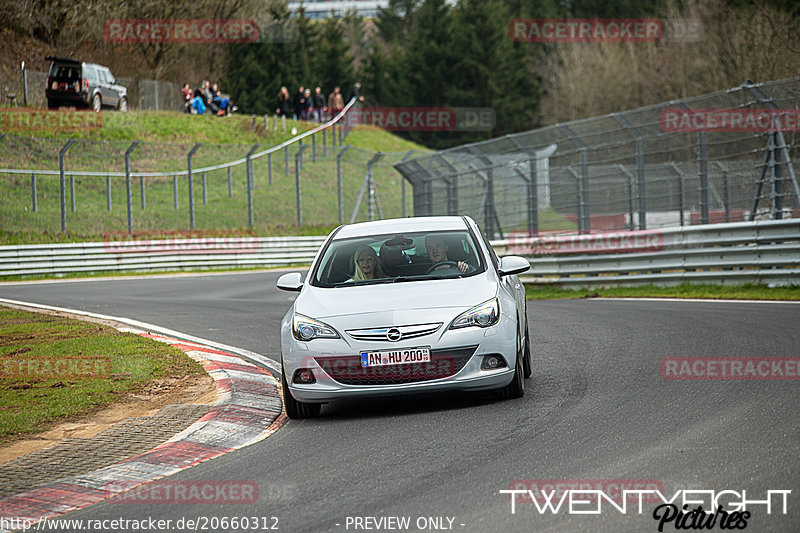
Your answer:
(393, 275), (440, 283)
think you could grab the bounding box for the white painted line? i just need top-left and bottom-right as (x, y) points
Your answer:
(593, 297), (800, 305)
(0, 297), (282, 374)
(0, 266), (306, 286)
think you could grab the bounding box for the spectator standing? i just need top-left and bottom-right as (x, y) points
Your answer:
(302, 88), (313, 121)
(312, 86), (326, 123)
(292, 86), (306, 120)
(276, 86), (290, 116)
(348, 82), (364, 103)
(328, 86), (344, 119)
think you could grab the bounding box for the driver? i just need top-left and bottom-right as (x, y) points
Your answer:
(424, 235), (470, 272)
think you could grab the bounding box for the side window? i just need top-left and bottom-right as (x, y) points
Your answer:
(84, 66), (98, 83)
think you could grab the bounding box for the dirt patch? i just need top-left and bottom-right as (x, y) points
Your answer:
(0, 370), (216, 464)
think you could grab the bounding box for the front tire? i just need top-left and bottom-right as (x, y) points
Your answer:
(497, 329), (525, 400)
(523, 321), (532, 379)
(92, 94), (102, 112)
(281, 366), (321, 419)
(117, 96), (128, 112)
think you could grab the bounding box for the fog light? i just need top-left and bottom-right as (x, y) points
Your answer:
(293, 368), (316, 384)
(481, 354), (507, 370)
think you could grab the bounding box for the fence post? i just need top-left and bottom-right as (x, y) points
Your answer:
(140, 175), (146, 210)
(528, 159), (539, 235)
(773, 133), (783, 220)
(187, 143), (201, 229)
(70, 175), (75, 212)
(332, 123), (337, 149)
(486, 165), (495, 239)
(366, 152), (384, 221)
(579, 148), (589, 234)
(698, 131), (709, 224)
(228, 166), (232, 198)
(106, 175), (110, 211)
(636, 138), (646, 230)
(246, 144), (259, 228)
(400, 150), (416, 217)
(31, 173), (37, 212)
(299, 139), (304, 170)
(679, 174), (685, 226)
(264, 114), (268, 130)
(251, 115), (256, 132)
(124, 140), (140, 234)
(173, 176), (178, 209)
(58, 140), (75, 232)
(295, 145), (309, 225)
(337, 145), (351, 223)
(154, 80), (159, 111)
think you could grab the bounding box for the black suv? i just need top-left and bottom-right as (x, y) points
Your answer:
(45, 56), (128, 111)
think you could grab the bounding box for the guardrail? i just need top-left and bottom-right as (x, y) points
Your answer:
(491, 219), (800, 287)
(0, 236), (326, 277)
(1, 220), (798, 284)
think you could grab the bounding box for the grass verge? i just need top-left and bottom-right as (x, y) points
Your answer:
(0, 112), (430, 242)
(525, 283), (800, 301)
(0, 306), (205, 442)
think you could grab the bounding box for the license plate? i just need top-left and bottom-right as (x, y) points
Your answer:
(361, 347), (431, 367)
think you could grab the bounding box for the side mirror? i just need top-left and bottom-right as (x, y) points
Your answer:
(498, 256), (530, 277)
(277, 272), (303, 292)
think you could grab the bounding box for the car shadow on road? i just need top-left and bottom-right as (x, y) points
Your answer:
(311, 389), (505, 421)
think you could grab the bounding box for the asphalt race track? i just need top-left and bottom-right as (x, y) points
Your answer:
(1, 272), (798, 532)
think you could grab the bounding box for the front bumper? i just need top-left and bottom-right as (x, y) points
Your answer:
(281, 310), (518, 403)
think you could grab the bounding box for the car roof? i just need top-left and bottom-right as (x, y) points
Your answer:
(333, 216), (470, 240)
(46, 56), (81, 64)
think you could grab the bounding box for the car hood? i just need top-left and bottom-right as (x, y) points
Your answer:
(296, 274), (498, 319)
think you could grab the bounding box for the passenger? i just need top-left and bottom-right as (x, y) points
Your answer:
(351, 246), (387, 281)
(424, 235), (469, 272)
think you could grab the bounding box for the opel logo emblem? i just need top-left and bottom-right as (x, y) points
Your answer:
(387, 328), (402, 341)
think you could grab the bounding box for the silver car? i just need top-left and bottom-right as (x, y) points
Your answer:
(276, 216), (531, 418)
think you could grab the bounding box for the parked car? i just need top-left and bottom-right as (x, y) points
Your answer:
(276, 216), (532, 418)
(45, 56), (128, 112)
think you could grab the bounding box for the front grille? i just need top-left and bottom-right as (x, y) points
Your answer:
(315, 345), (478, 386)
(346, 323), (442, 342)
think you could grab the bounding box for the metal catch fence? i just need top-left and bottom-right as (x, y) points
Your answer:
(395, 77), (800, 239)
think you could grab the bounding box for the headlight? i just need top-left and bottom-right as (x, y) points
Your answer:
(450, 298), (499, 329)
(292, 314), (340, 341)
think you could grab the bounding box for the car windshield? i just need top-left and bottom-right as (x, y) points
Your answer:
(311, 230), (485, 288)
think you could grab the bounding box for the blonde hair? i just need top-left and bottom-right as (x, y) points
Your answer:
(353, 246), (386, 281)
